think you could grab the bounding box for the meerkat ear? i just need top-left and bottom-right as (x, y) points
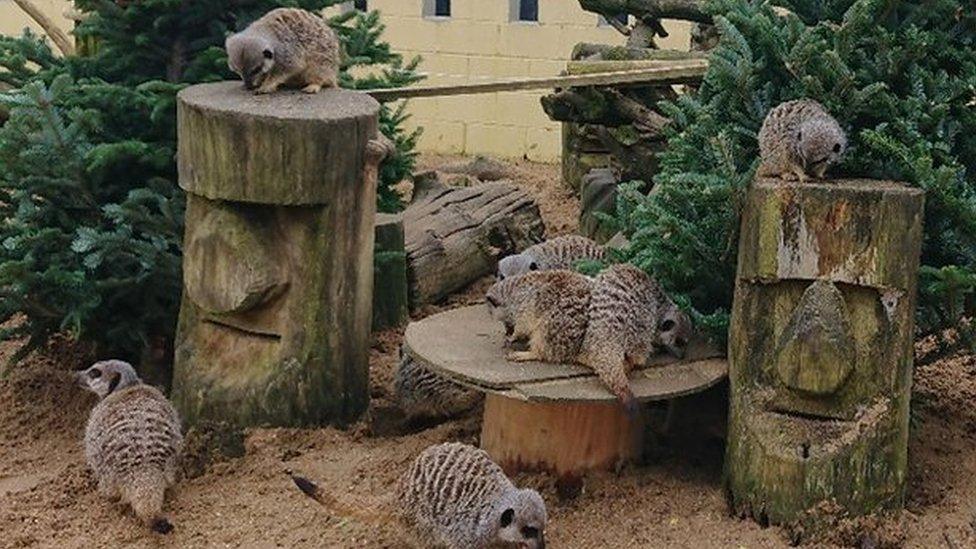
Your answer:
(106, 372), (122, 395)
(500, 508), (515, 527)
(486, 295), (499, 307)
(262, 48), (273, 59)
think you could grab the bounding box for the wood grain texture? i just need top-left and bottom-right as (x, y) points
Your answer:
(726, 177), (924, 530)
(403, 182), (545, 307)
(481, 394), (642, 475)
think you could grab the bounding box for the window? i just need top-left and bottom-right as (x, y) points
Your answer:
(511, 0), (539, 22)
(423, 0), (451, 17)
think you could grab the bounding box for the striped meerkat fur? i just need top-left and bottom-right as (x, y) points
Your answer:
(394, 349), (482, 420)
(78, 360), (183, 533)
(497, 235), (604, 280)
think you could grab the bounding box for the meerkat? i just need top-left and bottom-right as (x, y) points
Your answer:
(485, 269), (595, 360)
(78, 360), (183, 534)
(758, 99), (847, 182)
(488, 265), (693, 413)
(497, 235), (604, 280)
(226, 8), (340, 94)
(291, 442), (547, 549)
(394, 348), (483, 420)
(576, 264), (693, 412)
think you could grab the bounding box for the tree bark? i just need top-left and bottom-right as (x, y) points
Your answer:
(578, 0), (710, 23)
(403, 182), (545, 308)
(13, 0), (75, 56)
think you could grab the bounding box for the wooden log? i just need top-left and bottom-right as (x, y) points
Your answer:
(578, 0), (710, 23)
(403, 182), (545, 307)
(726, 178), (925, 529)
(481, 394), (642, 476)
(562, 123), (612, 194)
(173, 82), (382, 427)
(373, 213), (409, 331)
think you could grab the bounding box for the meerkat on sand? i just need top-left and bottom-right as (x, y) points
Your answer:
(485, 269), (595, 360)
(577, 263), (693, 412)
(226, 8), (340, 94)
(758, 99), (847, 182)
(394, 348), (482, 420)
(497, 235), (604, 280)
(291, 442), (547, 549)
(78, 360), (183, 534)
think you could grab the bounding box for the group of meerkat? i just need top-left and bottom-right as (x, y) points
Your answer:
(485, 236), (692, 412)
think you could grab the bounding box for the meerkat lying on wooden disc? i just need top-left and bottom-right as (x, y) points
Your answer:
(758, 99), (847, 182)
(226, 8), (340, 94)
(394, 347), (482, 420)
(291, 442), (547, 549)
(578, 263), (693, 412)
(497, 235), (604, 280)
(77, 360), (183, 533)
(485, 269), (595, 360)
(486, 265), (693, 412)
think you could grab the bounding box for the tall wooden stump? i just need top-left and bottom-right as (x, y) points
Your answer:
(726, 178), (924, 526)
(172, 82), (384, 427)
(373, 213), (408, 331)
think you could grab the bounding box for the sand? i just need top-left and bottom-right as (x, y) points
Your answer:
(1, 157), (975, 548)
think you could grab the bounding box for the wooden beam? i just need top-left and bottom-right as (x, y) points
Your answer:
(364, 60), (708, 101)
(13, 0), (74, 56)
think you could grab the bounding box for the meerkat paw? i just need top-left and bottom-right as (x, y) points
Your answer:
(302, 83), (322, 94)
(506, 351), (539, 363)
(254, 85), (278, 95)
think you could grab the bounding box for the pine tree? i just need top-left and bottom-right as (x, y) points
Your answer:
(611, 0), (976, 343)
(0, 2), (423, 366)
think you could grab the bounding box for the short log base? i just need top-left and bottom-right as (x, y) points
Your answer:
(481, 394), (642, 477)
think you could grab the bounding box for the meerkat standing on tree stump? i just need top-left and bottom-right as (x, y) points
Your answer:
(758, 99), (847, 182)
(78, 360), (183, 534)
(226, 8), (340, 94)
(497, 235), (605, 280)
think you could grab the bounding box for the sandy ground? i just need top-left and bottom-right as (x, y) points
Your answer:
(1, 157), (976, 548)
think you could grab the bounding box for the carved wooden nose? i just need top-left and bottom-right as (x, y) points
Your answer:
(774, 280), (855, 396)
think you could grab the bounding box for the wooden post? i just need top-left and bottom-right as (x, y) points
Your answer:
(726, 178), (924, 527)
(373, 213), (409, 331)
(172, 82), (383, 427)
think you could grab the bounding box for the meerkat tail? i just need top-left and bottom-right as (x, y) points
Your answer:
(288, 471), (389, 527)
(581, 352), (640, 417)
(125, 471), (172, 534)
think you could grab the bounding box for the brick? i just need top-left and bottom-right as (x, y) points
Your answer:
(465, 123), (528, 158)
(413, 120), (467, 154)
(498, 23), (564, 59)
(434, 20), (502, 56)
(493, 91), (551, 128)
(526, 125), (562, 162)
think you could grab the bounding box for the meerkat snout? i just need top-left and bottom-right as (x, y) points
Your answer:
(796, 118), (847, 177)
(77, 359), (141, 399)
(657, 306), (693, 359)
(493, 489), (547, 549)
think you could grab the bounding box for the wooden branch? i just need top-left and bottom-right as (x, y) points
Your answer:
(365, 62), (707, 101)
(579, 0), (710, 23)
(13, 0), (74, 56)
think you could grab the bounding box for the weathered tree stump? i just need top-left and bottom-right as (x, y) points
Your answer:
(726, 178), (924, 527)
(172, 82), (385, 427)
(373, 213), (409, 331)
(403, 182), (545, 307)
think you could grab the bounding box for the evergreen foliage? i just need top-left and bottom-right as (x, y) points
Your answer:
(0, 2), (422, 363)
(612, 0), (976, 343)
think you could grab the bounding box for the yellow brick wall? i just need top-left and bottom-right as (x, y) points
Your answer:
(358, 0), (692, 161)
(0, 0), (73, 42)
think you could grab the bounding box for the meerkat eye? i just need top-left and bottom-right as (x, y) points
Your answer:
(87, 368), (102, 379)
(659, 319), (676, 332)
(521, 526), (539, 539)
(262, 48), (273, 59)
(500, 508), (515, 527)
(528, 262), (538, 271)
(832, 143), (842, 153)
